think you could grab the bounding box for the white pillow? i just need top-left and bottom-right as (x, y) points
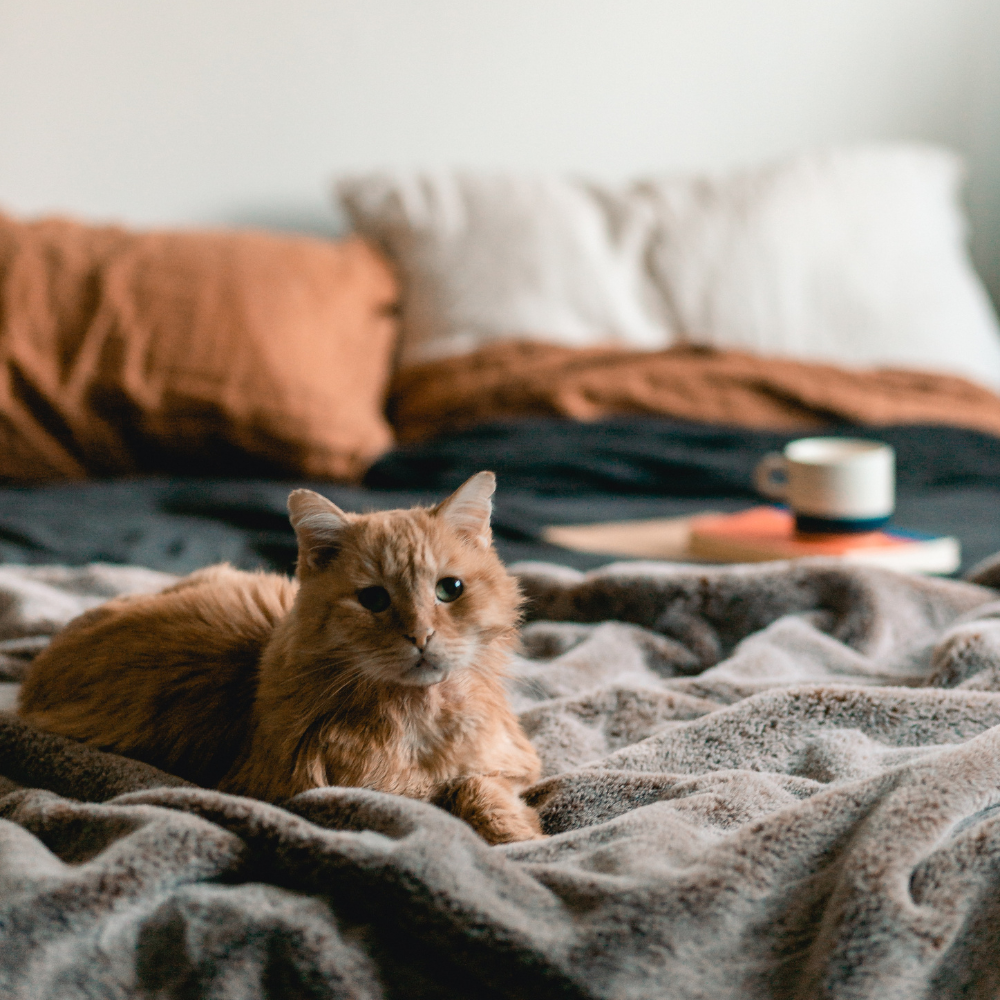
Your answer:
(636, 145), (1000, 388)
(336, 148), (1000, 387)
(336, 172), (672, 367)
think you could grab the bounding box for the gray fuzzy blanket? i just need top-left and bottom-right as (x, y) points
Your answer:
(4, 556), (1000, 999)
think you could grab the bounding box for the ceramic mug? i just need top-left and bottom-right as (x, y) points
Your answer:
(753, 437), (895, 533)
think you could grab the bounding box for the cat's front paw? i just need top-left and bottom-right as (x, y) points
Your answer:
(479, 804), (546, 845)
(433, 775), (547, 843)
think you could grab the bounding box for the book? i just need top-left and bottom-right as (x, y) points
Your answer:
(543, 513), (719, 560)
(687, 506), (960, 574)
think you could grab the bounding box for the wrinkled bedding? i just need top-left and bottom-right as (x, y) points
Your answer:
(5, 417), (1000, 576)
(5, 556), (1000, 997)
(385, 341), (1000, 444)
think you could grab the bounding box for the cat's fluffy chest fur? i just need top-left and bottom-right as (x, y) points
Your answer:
(233, 595), (533, 804)
(19, 472), (544, 844)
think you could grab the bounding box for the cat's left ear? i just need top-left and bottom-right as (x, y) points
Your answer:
(434, 471), (495, 548)
(287, 489), (351, 572)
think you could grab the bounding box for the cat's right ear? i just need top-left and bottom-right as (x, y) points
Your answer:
(434, 470), (496, 548)
(287, 490), (350, 573)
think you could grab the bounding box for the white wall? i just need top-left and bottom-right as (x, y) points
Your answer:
(1, 0), (998, 300)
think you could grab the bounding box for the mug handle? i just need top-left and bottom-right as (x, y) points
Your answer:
(754, 452), (788, 501)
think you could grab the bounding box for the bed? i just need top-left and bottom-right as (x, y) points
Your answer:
(4, 147), (1000, 998)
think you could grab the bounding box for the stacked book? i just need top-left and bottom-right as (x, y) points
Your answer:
(544, 506), (960, 575)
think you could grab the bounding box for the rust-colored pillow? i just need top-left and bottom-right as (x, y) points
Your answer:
(0, 213), (399, 481)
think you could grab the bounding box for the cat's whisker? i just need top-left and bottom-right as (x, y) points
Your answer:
(292, 658), (357, 681)
(314, 662), (364, 694)
(312, 663), (374, 709)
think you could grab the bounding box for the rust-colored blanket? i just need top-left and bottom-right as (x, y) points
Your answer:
(388, 341), (1000, 442)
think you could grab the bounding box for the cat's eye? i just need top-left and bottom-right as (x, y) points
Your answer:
(356, 586), (391, 613)
(435, 577), (463, 603)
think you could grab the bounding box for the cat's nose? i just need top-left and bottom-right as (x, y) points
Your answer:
(405, 628), (435, 651)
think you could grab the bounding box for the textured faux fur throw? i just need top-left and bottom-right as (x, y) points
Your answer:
(5, 556), (1000, 998)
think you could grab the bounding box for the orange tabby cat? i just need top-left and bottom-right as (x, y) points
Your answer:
(19, 472), (543, 843)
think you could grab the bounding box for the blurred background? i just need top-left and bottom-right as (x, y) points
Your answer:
(1, 0), (998, 304)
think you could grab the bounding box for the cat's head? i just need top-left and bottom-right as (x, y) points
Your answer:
(285, 472), (522, 690)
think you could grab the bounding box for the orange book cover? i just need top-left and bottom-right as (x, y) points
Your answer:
(688, 507), (960, 573)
